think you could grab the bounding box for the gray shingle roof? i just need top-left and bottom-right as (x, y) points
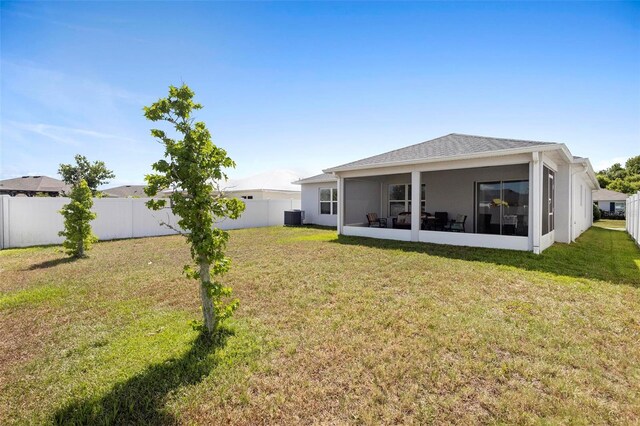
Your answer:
(102, 185), (148, 198)
(0, 176), (71, 193)
(292, 173), (337, 185)
(325, 133), (560, 172)
(592, 189), (628, 202)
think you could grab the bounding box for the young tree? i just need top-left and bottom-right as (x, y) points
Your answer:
(143, 84), (245, 335)
(58, 154), (115, 196)
(58, 179), (98, 258)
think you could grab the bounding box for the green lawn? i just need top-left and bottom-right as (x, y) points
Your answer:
(1, 226), (639, 424)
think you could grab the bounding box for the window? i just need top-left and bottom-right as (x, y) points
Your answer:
(476, 180), (529, 236)
(388, 183), (426, 217)
(542, 166), (555, 235)
(241, 195), (253, 200)
(319, 188), (337, 215)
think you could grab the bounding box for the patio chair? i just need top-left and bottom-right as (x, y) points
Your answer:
(503, 214), (518, 235)
(366, 212), (387, 228)
(434, 212), (448, 231)
(444, 214), (467, 232)
(392, 212), (412, 229)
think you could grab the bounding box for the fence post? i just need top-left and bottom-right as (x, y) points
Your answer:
(636, 193), (640, 245)
(130, 198), (135, 238)
(0, 195), (9, 249)
(628, 192), (640, 247)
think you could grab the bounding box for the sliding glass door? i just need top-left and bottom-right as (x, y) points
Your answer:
(476, 180), (529, 236)
(477, 182), (501, 234)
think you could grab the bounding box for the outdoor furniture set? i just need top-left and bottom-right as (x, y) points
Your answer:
(367, 211), (467, 232)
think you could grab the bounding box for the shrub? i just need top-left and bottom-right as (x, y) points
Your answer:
(58, 180), (98, 258)
(593, 203), (601, 221)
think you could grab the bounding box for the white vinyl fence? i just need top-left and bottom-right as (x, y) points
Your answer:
(627, 191), (640, 247)
(0, 195), (301, 249)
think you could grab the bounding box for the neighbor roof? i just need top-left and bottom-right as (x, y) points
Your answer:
(102, 185), (148, 198)
(592, 188), (628, 202)
(226, 188), (300, 193)
(292, 173), (338, 185)
(0, 176), (71, 193)
(324, 133), (561, 172)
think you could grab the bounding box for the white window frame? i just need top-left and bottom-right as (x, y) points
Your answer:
(319, 187), (337, 215)
(388, 183), (426, 216)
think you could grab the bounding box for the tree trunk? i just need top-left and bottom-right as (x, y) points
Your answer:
(199, 259), (217, 334)
(78, 238), (84, 258)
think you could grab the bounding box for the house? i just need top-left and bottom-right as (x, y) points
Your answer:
(102, 185), (149, 198)
(592, 188), (627, 218)
(0, 175), (71, 197)
(222, 170), (301, 200)
(160, 170), (301, 201)
(293, 173), (338, 227)
(226, 189), (301, 201)
(160, 187), (300, 201)
(295, 133), (598, 253)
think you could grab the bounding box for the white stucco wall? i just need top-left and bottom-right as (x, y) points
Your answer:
(553, 163), (571, 243)
(572, 171), (593, 240)
(344, 179), (382, 225)
(300, 181), (338, 227)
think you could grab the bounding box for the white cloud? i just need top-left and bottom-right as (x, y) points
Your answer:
(1, 62), (148, 129)
(6, 121), (139, 147)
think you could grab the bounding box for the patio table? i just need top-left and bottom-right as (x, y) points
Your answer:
(424, 215), (436, 230)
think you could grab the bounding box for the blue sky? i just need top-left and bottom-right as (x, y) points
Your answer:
(1, 1), (639, 188)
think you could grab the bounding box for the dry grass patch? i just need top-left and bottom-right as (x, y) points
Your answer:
(1, 226), (639, 424)
(593, 218), (626, 230)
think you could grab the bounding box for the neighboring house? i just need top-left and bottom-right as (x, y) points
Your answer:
(0, 176), (71, 197)
(592, 188), (627, 217)
(223, 170), (302, 200)
(102, 185), (149, 198)
(295, 133), (598, 253)
(226, 189), (300, 201)
(160, 187), (300, 200)
(159, 170), (302, 201)
(293, 173), (338, 227)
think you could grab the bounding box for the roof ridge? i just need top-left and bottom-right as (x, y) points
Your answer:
(334, 134), (454, 168)
(449, 133), (559, 145)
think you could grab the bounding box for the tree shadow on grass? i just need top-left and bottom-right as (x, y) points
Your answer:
(52, 328), (233, 425)
(331, 227), (640, 287)
(26, 257), (76, 270)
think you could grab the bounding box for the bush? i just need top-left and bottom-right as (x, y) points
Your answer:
(58, 179), (97, 258)
(593, 203), (601, 221)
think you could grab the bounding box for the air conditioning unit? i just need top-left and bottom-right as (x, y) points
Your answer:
(284, 210), (304, 226)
